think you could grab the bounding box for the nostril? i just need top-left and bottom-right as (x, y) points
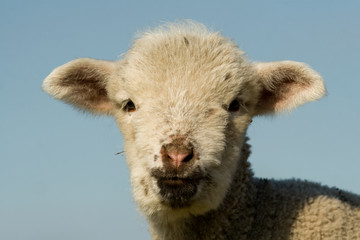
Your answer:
(183, 151), (194, 163)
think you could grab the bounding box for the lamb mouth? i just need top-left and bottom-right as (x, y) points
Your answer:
(156, 177), (200, 208)
(161, 177), (192, 185)
(151, 168), (206, 208)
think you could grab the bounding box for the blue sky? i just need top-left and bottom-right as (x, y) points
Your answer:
(1, 1), (359, 239)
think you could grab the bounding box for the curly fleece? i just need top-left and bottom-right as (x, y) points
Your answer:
(157, 141), (360, 239)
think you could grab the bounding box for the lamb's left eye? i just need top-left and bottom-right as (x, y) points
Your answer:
(123, 100), (136, 112)
(228, 99), (241, 112)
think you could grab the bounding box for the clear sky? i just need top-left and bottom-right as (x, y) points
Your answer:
(1, 1), (359, 239)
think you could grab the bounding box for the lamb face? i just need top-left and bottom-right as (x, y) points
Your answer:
(108, 32), (258, 217)
(43, 22), (326, 223)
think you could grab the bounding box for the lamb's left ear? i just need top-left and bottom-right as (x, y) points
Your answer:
(253, 61), (326, 115)
(42, 58), (116, 115)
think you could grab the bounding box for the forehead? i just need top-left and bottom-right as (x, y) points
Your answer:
(120, 26), (252, 102)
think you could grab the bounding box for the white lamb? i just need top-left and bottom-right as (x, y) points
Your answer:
(43, 22), (360, 239)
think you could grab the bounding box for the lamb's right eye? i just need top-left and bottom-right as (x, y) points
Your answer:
(123, 100), (136, 112)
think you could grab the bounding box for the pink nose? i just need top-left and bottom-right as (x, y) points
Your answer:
(167, 151), (194, 168)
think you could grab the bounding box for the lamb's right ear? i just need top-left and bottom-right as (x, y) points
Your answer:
(42, 58), (116, 115)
